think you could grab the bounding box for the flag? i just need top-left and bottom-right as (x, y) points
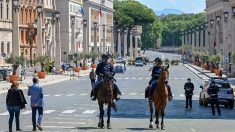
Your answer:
(99, 9), (102, 17)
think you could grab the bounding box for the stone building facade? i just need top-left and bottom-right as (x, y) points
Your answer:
(0, 0), (12, 66)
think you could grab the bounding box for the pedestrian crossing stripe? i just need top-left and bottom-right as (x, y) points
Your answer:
(129, 93), (137, 95)
(61, 110), (76, 114)
(44, 110), (56, 114)
(82, 110), (96, 114)
(66, 94), (75, 96)
(0, 111), (8, 116)
(21, 110), (32, 115)
(54, 94), (63, 97)
(80, 93), (87, 96)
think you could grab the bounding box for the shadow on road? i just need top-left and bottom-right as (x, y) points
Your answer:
(109, 99), (235, 120)
(70, 127), (99, 130)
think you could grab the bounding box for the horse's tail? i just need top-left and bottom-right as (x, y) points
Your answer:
(112, 101), (118, 112)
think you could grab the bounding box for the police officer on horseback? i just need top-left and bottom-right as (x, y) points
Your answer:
(91, 54), (122, 101)
(208, 80), (221, 116)
(145, 57), (163, 100)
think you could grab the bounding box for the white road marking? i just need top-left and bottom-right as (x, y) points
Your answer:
(21, 110), (32, 115)
(181, 78), (186, 80)
(44, 110), (56, 114)
(61, 110), (76, 114)
(142, 93), (145, 96)
(129, 93), (137, 95)
(180, 94), (185, 97)
(193, 95), (199, 98)
(44, 95), (50, 97)
(190, 128), (196, 132)
(172, 93), (175, 97)
(66, 94), (75, 96)
(46, 122), (87, 125)
(54, 94), (63, 97)
(124, 77), (129, 80)
(174, 78), (179, 80)
(145, 77), (150, 80)
(0, 111), (9, 116)
(122, 93), (125, 95)
(169, 78), (172, 80)
(139, 77), (143, 79)
(25, 125), (76, 129)
(81, 78), (86, 80)
(117, 78), (122, 80)
(80, 93), (87, 96)
(82, 110), (96, 114)
(132, 77), (136, 79)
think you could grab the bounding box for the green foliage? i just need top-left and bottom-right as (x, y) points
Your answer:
(161, 13), (206, 47)
(44, 58), (55, 73)
(90, 51), (99, 64)
(5, 55), (26, 75)
(127, 59), (135, 65)
(34, 55), (50, 72)
(209, 55), (221, 64)
(180, 44), (192, 52)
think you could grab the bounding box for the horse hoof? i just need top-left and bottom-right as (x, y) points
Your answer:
(149, 124), (153, 128)
(98, 122), (100, 127)
(161, 126), (165, 130)
(156, 125), (159, 129)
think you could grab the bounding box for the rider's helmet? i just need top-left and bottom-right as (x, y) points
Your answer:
(101, 54), (109, 62)
(154, 57), (162, 65)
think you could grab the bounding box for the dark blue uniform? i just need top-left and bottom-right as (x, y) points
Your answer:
(208, 84), (221, 116)
(184, 82), (194, 108)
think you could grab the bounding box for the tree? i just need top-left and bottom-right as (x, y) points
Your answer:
(34, 55), (50, 72)
(5, 55), (26, 75)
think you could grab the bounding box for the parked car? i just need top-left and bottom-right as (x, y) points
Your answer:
(114, 64), (124, 73)
(135, 60), (144, 67)
(0, 69), (11, 81)
(116, 57), (126, 64)
(199, 77), (234, 109)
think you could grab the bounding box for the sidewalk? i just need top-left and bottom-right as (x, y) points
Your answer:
(0, 69), (92, 94)
(184, 63), (235, 87)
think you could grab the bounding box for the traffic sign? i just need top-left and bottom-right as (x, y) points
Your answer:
(1, 53), (6, 58)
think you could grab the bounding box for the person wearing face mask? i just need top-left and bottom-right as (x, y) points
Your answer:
(208, 80), (221, 116)
(184, 78), (194, 108)
(90, 54), (122, 101)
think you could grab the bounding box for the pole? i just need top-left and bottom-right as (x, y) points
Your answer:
(55, 16), (61, 71)
(36, 12), (43, 57)
(103, 25), (106, 54)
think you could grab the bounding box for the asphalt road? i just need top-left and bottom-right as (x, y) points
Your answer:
(0, 51), (235, 132)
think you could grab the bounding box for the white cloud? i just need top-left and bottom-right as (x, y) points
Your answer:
(167, 0), (176, 4)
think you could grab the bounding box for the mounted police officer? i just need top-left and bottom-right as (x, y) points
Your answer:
(90, 54), (122, 101)
(145, 57), (163, 100)
(184, 78), (194, 108)
(208, 80), (221, 116)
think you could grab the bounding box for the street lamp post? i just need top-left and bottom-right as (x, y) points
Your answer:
(83, 20), (88, 54)
(71, 16), (75, 54)
(12, 0), (20, 58)
(93, 22), (98, 54)
(102, 24), (106, 54)
(36, 5), (43, 57)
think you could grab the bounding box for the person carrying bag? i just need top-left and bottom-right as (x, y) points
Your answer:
(6, 81), (27, 132)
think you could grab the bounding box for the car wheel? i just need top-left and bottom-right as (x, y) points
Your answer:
(203, 95), (208, 107)
(224, 104), (229, 109)
(229, 101), (234, 109)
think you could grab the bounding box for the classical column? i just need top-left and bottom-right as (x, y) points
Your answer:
(200, 27), (204, 52)
(55, 12), (61, 71)
(124, 30), (127, 57)
(102, 25), (106, 54)
(130, 31), (133, 59)
(135, 34), (138, 58)
(36, 6), (43, 57)
(192, 30), (195, 52)
(12, 1), (20, 57)
(94, 22), (98, 54)
(71, 16), (75, 54)
(117, 29), (121, 56)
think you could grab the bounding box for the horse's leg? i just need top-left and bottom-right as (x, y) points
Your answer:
(107, 104), (112, 129)
(155, 109), (159, 129)
(149, 101), (153, 128)
(161, 109), (165, 130)
(98, 103), (105, 128)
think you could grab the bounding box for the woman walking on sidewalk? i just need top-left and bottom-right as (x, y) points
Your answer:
(6, 81), (27, 132)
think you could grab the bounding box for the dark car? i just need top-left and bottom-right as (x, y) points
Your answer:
(199, 77), (234, 109)
(135, 60), (144, 67)
(0, 69), (11, 81)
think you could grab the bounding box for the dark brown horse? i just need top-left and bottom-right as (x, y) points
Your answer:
(149, 65), (170, 130)
(96, 72), (117, 129)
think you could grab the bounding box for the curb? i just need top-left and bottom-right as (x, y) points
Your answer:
(184, 64), (209, 80)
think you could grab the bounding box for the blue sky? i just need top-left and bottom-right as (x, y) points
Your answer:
(137, 0), (206, 13)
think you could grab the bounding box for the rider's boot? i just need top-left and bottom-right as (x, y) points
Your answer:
(91, 87), (98, 101)
(148, 86), (153, 101)
(114, 84), (121, 101)
(145, 86), (150, 99)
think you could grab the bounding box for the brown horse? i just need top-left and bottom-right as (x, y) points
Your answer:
(149, 65), (170, 130)
(96, 72), (117, 129)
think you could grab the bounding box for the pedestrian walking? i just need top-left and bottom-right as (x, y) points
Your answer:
(6, 81), (27, 132)
(89, 69), (96, 89)
(184, 78), (194, 108)
(208, 80), (221, 116)
(28, 77), (44, 131)
(62, 63), (65, 73)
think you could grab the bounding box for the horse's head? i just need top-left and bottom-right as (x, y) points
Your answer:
(103, 72), (114, 86)
(160, 64), (169, 81)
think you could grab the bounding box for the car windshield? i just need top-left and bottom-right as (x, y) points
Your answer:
(215, 82), (230, 89)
